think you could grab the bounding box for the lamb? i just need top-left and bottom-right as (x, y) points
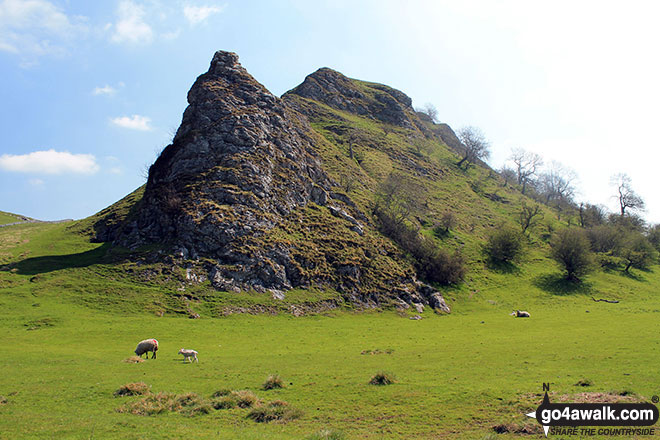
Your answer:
(510, 310), (531, 318)
(134, 339), (159, 359)
(178, 348), (198, 363)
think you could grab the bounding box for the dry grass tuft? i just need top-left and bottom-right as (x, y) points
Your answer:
(262, 374), (285, 390)
(246, 400), (303, 423)
(114, 382), (150, 397)
(122, 356), (145, 364)
(368, 372), (397, 386)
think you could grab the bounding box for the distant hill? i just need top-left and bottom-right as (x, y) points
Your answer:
(0, 211), (33, 226)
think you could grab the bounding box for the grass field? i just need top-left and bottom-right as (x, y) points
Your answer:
(1, 221), (660, 439)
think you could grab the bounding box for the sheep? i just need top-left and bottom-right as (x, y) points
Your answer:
(178, 348), (198, 363)
(135, 339), (159, 359)
(510, 310), (531, 318)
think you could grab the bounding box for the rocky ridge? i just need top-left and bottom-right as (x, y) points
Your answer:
(102, 51), (449, 313)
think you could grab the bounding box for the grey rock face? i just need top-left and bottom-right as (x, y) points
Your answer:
(117, 51), (332, 256)
(285, 67), (417, 129)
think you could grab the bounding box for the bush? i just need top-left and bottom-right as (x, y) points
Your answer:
(550, 228), (594, 282)
(368, 372), (397, 386)
(484, 226), (524, 263)
(262, 374), (285, 390)
(246, 401), (303, 423)
(619, 234), (656, 272)
(586, 225), (622, 253)
(114, 382), (150, 397)
(374, 206), (466, 285)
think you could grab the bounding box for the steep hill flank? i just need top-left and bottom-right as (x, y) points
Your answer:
(99, 51), (448, 311)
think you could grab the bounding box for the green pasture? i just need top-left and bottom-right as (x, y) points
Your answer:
(1, 222), (660, 439)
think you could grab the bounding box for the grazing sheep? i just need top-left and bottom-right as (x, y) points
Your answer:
(178, 348), (198, 363)
(135, 339), (159, 359)
(510, 310), (531, 318)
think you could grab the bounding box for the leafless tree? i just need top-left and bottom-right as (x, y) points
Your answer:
(499, 166), (517, 187)
(417, 103), (439, 123)
(611, 173), (645, 216)
(510, 148), (543, 194)
(538, 161), (578, 204)
(518, 202), (544, 234)
(456, 126), (491, 169)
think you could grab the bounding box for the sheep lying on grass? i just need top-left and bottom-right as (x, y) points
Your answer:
(178, 348), (198, 363)
(135, 339), (159, 359)
(510, 310), (531, 318)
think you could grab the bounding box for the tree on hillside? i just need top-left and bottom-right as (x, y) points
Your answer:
(499, 166), (517, 187)
(578, 203), (607, 228)
(538, 161), (577, 204)
(456, 126), (491, 169)
(417, 103), (439, 123)
(518, 202), (544, 234)
(510, 148), (543, 194)
(647, 224), (660, 253)
(550, 228), (594, 282)
(374, 172), (426, 227)
(618, 233), (656, 273)
(611, 173), (645, 216)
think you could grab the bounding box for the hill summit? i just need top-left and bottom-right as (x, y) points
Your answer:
(101, 51), (449, 312)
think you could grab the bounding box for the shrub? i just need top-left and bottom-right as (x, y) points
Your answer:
(374, 205), (466, 285)
(484, 225), (524, 263)
(434, 212), (457, 236)
(550, 228), (594, 282)
(587, 225), (622, 253)
(262, 374), (285, 390)
(231, 390), (260, 408)
(114, 382), (150, 397)
(246, 401), (303, 423)
(575, 379), (593, 387)
(618, 233), (656, 272)
(368, 372), (397, 386)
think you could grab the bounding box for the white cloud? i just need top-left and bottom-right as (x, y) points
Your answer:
(110, 0), (153, 44)
(92, 84), (117, 96)
(110, 114), (152, 131)
(0, 150), (99, 175)
(0, 0), (88, 62)
(183, 4), (225, 25)
(29, 178), (44, 186)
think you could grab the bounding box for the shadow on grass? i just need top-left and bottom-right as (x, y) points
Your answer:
(533, 273), (593, 296)
(619, 270), (646, 282)
(5, 243), (112, 275)
(485, 259), (521, 275)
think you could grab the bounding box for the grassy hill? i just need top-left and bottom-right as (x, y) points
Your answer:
(0, 211), (32, 226)
(0, 64), (658, 438)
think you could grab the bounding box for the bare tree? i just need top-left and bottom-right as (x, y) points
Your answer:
(416, 103), (439, 123)
(611, 173), (645, 216)
(538, 161), (578, 204)
(518, 202), (544, 234)
(456, 126), (491, 169)
(510, 148), (543, 194)
(499, 166), (517, 187)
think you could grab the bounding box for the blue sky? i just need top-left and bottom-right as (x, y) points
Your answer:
(2, 0), (660, 222)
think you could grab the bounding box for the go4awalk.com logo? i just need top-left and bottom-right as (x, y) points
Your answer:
(525, 384), (659, 437)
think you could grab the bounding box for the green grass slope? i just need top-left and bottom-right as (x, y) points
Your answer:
(0, 211), (32, 226)
(1, 208), (659, 439)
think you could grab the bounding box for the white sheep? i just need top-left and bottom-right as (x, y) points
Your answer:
(178, 348), (198, 363)
(135, 338), (159, 359)
(510, 310), (531, 318)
